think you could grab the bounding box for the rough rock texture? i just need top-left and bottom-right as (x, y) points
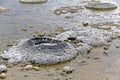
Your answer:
(1, 37), (78, 65)
(76, 43), (92, 54)
(85, 3), (117, 10)
(19, 0), (48, 4)
(0, 7), (9, 13)
(53, 6), (83, 15)
(56, 27), (116, 46)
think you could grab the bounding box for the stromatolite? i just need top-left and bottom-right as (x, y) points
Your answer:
(19, 0), (48, 4)
(85, 3), (117, 10)
(1, 37), (78, 65)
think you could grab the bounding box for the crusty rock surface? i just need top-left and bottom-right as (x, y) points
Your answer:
(1, 37), (78, 65)
(56, 27), (116, 46)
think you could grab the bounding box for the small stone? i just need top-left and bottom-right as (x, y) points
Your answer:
(116, 45), (120, 48)
(55, 27), (64, 32)
(94, 57), (100, 60)
(24, 74), (28, 77)
(103, 51), (109, 56)
(61, 9), (68, 14)
(21, 29), (27, 32)
(69, 9), (78, 13)
(53, 9), (61, 15)
(64, 16), (74, 18)
(63, 66), (73, 74)
(83, 22), (89, 26)
(0, 73), (6, 78)
(54, 77), (60, 80)
(0, 7), (9, 13)
(33, 67), (40, 71)
(0, 65), (7, 73)
(81, 60), (86, 63)
(23, 65), (33, 70)
(104, 46), (109, 50)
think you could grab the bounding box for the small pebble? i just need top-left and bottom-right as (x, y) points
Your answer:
(104, 46), (109, 50)
(64, 16), (74, 18)
(21, 29), (27, 32)
(0, 73), (6, 78)
(63, 66), (73, 74)
(33, 67), (40, 71)
(23, 65), (33, 70)
(0, 65), (7, 73)
(24, 74), (28, 77)
(83, 22), (89, 26)
(54, 77), (60, 80)
(116, 45), (120, 48)
(81, 60), (86, 63)
(103, 51), (109, 56)
(94, 57), (100, 60)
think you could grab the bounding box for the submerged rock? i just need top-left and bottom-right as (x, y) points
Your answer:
(0, 7), (9, 13)
(56, 27), (116, 46)
(85, 3), (117, 10)
(19, 0), (48, 4)
(1, 37), (78, 65)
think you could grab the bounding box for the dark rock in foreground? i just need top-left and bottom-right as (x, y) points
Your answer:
(1, 37), (78, 65)
(85, 3), (117, 10)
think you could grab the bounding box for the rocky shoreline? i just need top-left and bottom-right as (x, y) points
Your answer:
(0, 0), (120, 79)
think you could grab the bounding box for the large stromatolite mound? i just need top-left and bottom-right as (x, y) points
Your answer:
(1, 37), (78, 65)
(19, 0), (48, 4)
(85, 3), (117, 10)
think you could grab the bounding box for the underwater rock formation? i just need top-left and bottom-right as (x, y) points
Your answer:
(1, 37), (78, 65)
(85, 3), (117, 10)
(19, 0), (48, 4)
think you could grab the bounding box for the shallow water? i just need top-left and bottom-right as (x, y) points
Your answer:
(0, 0), (120, 80)
(0, 0), (120, 50)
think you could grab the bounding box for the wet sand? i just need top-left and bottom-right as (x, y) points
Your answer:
(0, 0), (120, 80)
